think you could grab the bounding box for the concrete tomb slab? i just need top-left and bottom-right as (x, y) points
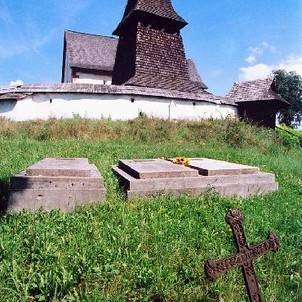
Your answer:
(113, 158), (278, 199)
(26, 158), (91, 177)
(8, 158), (106, 212)
(119, 159), (199, 179)
(188, 158), (259, 176)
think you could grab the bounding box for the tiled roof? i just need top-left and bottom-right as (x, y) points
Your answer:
(64, 31), (118, 72)
(113, 0), (187, 35)
(0, 83), (235, 106)
(0, 92), (32, 100)
(62, 30), (206, 91)
(187, 59), (208, 89)
(125, 73), (205, 93)
(226, 77), (288, 104)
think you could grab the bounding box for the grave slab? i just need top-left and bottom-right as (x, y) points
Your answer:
(26, 158), (91, 177)
(119, 159), (199, 179)
(8, 158), (106, 212)
(188, 158), (259, 176)
(113, 158), (278, 199)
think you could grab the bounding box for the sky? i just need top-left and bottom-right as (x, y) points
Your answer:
(0, 0), (301, 95)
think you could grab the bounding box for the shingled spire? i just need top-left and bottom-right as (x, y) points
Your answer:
(113, 0), (188, 36)
(112, 0), (205, 93)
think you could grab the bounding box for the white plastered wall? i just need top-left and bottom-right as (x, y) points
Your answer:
(0, 93), (237, 121)
(73, 73), (112, 85)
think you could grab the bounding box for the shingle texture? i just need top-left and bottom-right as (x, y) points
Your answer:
(125, 74), (204, 93)
(63, 29), (205, 90)
(0, 92), (32, 100)
(0, 83), (235, 106)
(64, 31), (118, 72)
(187, 59), (208, 89)
(112, 1), (205, 93)
(114, 0), (187, 34)
(226, 78), (287, 103)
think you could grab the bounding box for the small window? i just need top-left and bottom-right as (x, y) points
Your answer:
(50, 99), (53, 104)
(131, 98), (135, 103)
(193, 102), (196, 106)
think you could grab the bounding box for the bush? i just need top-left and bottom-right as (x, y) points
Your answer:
(0, 117), (300, 153)
(276, 124), (302, 148)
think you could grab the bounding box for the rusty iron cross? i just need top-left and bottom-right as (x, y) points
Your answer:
(205, 209), (279, 302)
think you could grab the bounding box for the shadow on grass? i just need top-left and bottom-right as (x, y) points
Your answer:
(0, 179), (9, 214)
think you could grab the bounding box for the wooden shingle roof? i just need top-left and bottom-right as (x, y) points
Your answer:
(113, 0), (187, 35)
(63, 30), (118, 73)
(0, 83), (235, 106)
(61, 30), (206, 91)
(226, 77), (288, 104)
(125, 74), (205, 93)
(187, 59), (208, 89)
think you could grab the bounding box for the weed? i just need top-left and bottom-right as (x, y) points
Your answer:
(0, 118), (300, 301)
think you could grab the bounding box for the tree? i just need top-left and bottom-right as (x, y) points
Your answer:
(274, 69), (302, 128)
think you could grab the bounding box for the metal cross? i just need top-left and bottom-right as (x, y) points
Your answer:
(205, 209), (279, 302)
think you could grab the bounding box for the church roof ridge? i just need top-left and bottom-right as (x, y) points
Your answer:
(64, 30), (117, 40)
(233, 76), (275, 86)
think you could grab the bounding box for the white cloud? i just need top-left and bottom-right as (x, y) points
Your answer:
(240, 64), (274, 81)
(9, 80), (24, 87)
(245, 41), (276, 65)
(245, 55), (257, 65)
(278, 55), (302, 75)
(239, 55), (302, 81)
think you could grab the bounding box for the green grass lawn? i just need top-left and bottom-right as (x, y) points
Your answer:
(0, 118), (301, 301)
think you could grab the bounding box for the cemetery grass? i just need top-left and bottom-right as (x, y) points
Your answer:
(0, 118), (301, 302)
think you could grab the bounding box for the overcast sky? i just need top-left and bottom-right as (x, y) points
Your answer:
(0, 0), (301, 95)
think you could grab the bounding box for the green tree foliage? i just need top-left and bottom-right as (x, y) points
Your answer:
(274, 69), (302, 128)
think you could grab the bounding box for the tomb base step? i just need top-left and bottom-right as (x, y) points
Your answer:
(10, 174), (104, 190)
(113, 166), (276, 190)
(126, 182), (278, 199)
(7, 188), (106, 213)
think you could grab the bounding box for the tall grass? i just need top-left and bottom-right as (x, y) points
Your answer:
(0, 117), (301, 301)
(0, 116), (281, 148)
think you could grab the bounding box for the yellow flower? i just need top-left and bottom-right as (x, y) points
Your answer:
(173, 157), (191, 166)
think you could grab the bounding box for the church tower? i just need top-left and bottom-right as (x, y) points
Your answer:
(112, 0), (204, 93)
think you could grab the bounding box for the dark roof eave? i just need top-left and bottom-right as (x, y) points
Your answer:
(235, 98), (290, 108)
(70, 64), (113, 72)
(113, 10), (187, 36)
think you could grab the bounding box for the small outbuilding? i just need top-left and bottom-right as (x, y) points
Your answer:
(226, 78), (289, 128)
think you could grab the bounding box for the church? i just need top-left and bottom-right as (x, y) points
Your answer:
(0, 0), (288, 127)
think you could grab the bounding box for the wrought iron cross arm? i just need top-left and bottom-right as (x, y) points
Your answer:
(249, 232), (279, 256)
(205, 257), (236, 281)
(204, 232), (279, 281)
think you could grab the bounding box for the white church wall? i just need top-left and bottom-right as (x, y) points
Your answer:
(73, 72), (112, 85)
(169, 100), (236, 120)
(0, 93), (237, 121)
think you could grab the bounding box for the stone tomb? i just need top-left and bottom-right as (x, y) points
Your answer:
(8, 158), (106, 212)
(113, 158), (278, 199)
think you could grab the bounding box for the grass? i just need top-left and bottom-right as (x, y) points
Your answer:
(0, 117), (301, 301)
